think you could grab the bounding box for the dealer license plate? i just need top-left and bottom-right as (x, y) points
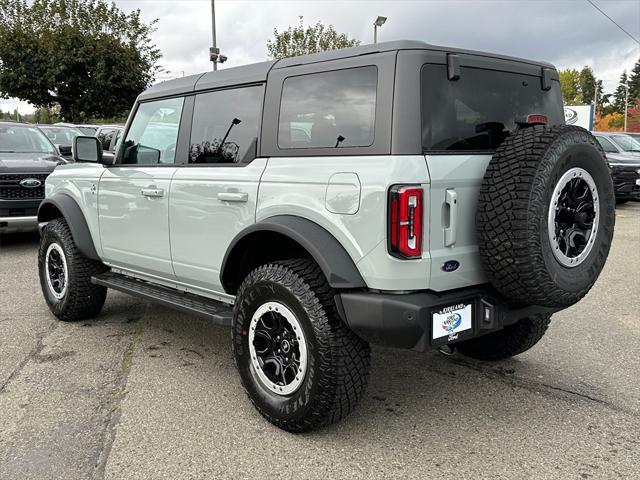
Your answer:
(432, 303), (472, 341)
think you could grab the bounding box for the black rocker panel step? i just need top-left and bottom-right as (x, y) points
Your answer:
(92, 271), (233, 326)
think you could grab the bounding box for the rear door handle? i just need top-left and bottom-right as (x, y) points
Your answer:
(141, 187), (164, 198)
(444, 189), (458, 247)
(217, 191), (248, 203)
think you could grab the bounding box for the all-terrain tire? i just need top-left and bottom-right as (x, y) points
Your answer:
(477, 125), (615, 308)
(457, 313), (552, 361)
(232, 259), (371, 433)
(38, 218), (107, 321)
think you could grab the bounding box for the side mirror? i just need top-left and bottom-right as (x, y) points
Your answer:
(56, 144), (72, 157)
(73, 136), (107, 164)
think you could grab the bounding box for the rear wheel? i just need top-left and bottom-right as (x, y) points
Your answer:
(38, 218), (107, 321)
(457, 313), (552, 361)
(232, 259), (371, 432)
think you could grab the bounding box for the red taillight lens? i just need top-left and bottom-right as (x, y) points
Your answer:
(388, 185), (423, 259)
(526, 114), (548, 125)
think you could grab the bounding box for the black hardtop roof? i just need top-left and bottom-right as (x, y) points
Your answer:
(138, 40), (556, 101)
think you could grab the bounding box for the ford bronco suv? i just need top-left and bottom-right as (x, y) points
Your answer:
(37, 41), (615, 432)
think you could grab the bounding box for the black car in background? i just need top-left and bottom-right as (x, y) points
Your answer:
(0, 121), (67, 233)
(593, 133), (640, 204)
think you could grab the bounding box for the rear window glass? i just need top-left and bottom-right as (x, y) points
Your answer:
(278, 66), (377, 149)
(421, 65), (564, 152)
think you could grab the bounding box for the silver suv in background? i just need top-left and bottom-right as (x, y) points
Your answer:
(36, 41), (615, 432)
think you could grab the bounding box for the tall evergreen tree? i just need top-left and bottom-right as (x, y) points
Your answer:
(579, 66), (597, 105)
(613, 71), (629, 113)
(627, 58), (640, 106)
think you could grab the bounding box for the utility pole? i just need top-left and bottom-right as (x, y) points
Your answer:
(593, 85), (598, 129)
(623, 84), (629, 132)
(209, 0), (227, 70)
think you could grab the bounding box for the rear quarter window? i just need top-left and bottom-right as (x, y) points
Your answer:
(421, 64), (564, 152)
(278, 66), (377, 150)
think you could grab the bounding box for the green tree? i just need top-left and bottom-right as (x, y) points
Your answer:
(627, 58), (640, 106)
(0, 0), (161, 122)
(578, 66), (604, 109)
(267, 16), (360, 59)
(612, 71), (629, 113)
(579, 66), (596, 104)
(558, 68), (582, 105)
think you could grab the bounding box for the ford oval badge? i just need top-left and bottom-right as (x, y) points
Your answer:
(441, 260), (460, 272)
(19, 178), (42, 188)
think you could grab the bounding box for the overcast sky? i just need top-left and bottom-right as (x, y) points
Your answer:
(3, 0), (640, 114)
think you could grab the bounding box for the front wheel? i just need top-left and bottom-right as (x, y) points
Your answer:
(232, 259), (371, 432)
(38, 218), (107, 321)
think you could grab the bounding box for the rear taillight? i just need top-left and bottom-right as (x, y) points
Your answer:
(525, 114), (548, 125)
(388, 185), (423, 259)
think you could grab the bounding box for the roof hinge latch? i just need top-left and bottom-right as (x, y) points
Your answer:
(541, 67), (552, 91)
(447, 54), (460, 81)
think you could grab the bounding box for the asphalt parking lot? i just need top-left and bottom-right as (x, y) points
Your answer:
(0, 203), (638, 480)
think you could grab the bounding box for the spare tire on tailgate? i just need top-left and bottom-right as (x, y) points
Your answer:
(477, 124), (615, 308)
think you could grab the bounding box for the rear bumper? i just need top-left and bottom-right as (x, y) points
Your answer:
(336, 286), (559, 352)
(0, 215), (38, 233)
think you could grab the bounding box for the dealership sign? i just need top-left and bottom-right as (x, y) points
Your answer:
(564, 105), (594, 130)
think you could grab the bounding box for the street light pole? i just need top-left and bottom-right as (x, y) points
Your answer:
(622, 84), (629, 132)
(211, 0), (217, 71)
(373, 16), (387, 44)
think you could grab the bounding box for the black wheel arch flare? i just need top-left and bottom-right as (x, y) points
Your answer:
(37, 194), (100, 260)
(221, 215), (366, 295)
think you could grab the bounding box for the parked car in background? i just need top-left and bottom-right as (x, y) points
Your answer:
(55, 122), (100, 136)
(95, 125), (124, 163)
(38, 125), (83, 160)
(593, 132), (640, 203)
(593, 131), (640, 156)
(0, 121), (67, 233)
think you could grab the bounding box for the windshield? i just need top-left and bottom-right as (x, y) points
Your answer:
(612, 135), (640, 152)
(0, 125), (56, 154)
(421, 65), (564, 152)
(39, 126), (83, 145)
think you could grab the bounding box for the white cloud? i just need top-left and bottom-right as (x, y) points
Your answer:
(6, 0), (640, 114)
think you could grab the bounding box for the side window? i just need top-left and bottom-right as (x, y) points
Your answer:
(121, 97), (184, 165)
(278, 66), (377, 149)
(98, 129), (115, 151)
(189, 86), (263, 164)
(596, 137), (617, 153)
